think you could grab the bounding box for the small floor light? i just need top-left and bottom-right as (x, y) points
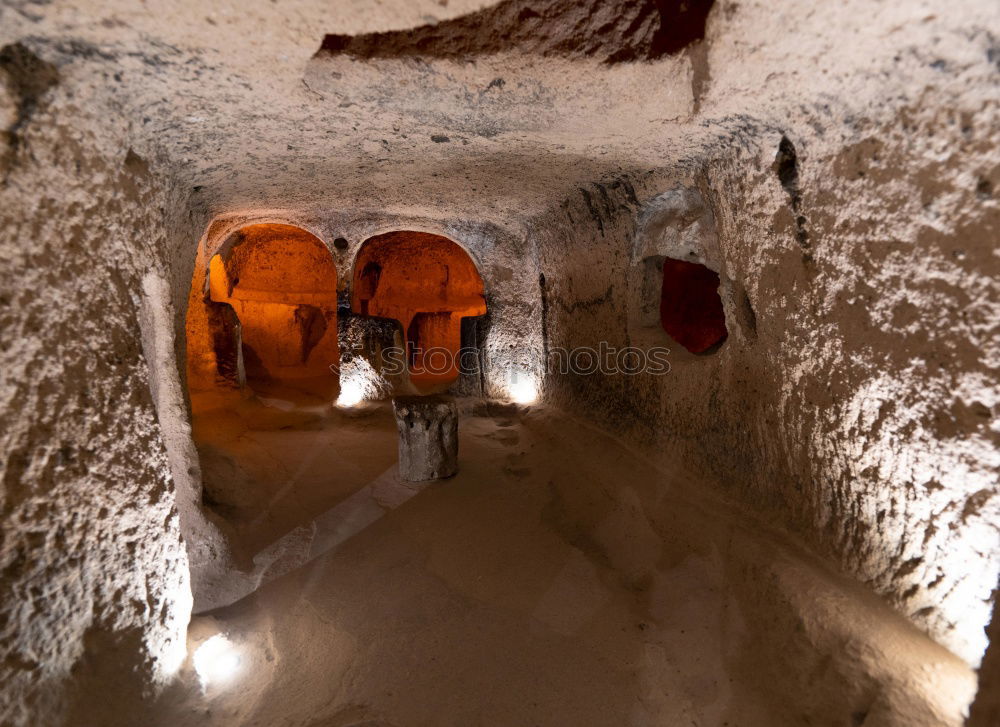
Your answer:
(508, 371), (538, 405)
(335, 376), (366, 408)
(193, 634), (241, 690)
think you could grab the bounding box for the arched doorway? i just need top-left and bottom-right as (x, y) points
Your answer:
(351, 231), (486, 390)
(186, 223), (340, 401)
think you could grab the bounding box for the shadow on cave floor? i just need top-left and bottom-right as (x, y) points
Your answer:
(190, 385), (398, 561)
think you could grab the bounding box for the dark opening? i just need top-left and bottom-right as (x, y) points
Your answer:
(357, 262), (382, 316)
(406, 315), (423, 366)
(317, 0), (714, 65)
(774, 134), (810, 248)
(659, 259), (728, 354)
(406, 312), (451, 371)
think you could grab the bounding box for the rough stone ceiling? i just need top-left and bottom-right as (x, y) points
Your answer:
(4, 0), (995, 222)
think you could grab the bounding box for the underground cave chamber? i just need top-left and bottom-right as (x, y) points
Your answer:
(2, 1), (999, 726)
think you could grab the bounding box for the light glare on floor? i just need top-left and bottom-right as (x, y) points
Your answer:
(193, 634), (241, 689)
(335, 377), (366, 408)
(508, 374), (538, 404)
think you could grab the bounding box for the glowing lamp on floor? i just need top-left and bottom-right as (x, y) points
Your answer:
(508, 371), (539, 405)
(193, 634), (241, 689)
(335, 376), (366, 408)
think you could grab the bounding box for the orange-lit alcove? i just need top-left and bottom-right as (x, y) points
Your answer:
(186, 223), (340, 404)
(351, 231), (486, 390)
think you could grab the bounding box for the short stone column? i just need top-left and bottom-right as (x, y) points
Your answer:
(392, 395), (458, 481)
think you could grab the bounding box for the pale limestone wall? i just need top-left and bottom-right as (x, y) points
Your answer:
(518, 0), (1000, 668)
(537, 72), (999, 665)
(0, 43), (191, 726)
(534, 43), (1000, 663)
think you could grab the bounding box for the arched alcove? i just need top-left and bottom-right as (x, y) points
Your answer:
(186, 222), (340, 401)
(351, 231), (487, 389)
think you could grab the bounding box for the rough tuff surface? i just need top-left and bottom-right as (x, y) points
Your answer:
(393, 395), (460, 481)
(0, 43), (191, 726)
(0, 42), (58, 180)
(539, 80), (1000, 665)
(338, 313), (404, 400)
(531, 3), (1000, 667)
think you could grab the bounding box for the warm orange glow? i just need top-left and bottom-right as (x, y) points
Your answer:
(186, 223), (339, 400)
(351, 231), (486, 389)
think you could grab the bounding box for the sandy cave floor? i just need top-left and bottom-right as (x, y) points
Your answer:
(191, 385), (399, 560)
(147, 391), (972, 727)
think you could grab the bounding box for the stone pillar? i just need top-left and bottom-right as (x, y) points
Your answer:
(392, 395), (458, 481)
(338, 312), (405, 398)
(207, 301), (244, 389)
